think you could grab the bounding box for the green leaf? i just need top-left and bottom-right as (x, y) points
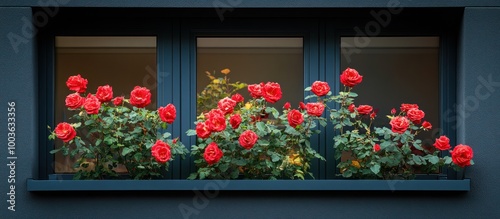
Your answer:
(348, 92), (358, 97)
(428, 155), (440, 164)
(257, 140), (270, 146)
(271, 153), (280, 162)
(319, 119), (327, 127)
(122, 147), (134, 156)
(84, 120), (95, 126)
(370, 164), (380, 174)
(256, 122), (267, 133)
(162, 132), (171, 139)
(219, 163), (229, 172)
(233, 159), (247, 166)
(304, 87), (312, 91)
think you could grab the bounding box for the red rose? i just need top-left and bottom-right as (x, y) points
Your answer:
(196, 122), (211, 139)
(84, 94), (101, 115)
(130, 86), (151, 108)
(299, 102), (306, 110)
(231, 93), (244, 103)
(217, 97), (237, 115)
(66, 74), (88, 93)
(158, 104), (176, 124)
(248, 83), (263, 98)
(204, 142), (223, 165)
(287, 109), (304, 128)
(451, 144), (474, 167)
(370, 112), (376, 119)
(151, 140), (171, 163)
(305, 102), (325, 117)
(239, 130), (258, 150)
(422, 121), (432, 130)
(400, 103), (419, 112)
(206, 109), (225, 119)
(206, 114), (226, 132)
(262, 82), (282, 103)
(283, 102), (291, 110)
(407, 108), (425, 124)
(65, 93), (84, 109)
(340, 68), (363, 87)
(348, 104), (356, 113)
(230, 114), (242, 129)
(113, 96), (124, 106)
(95, 85), (113, 102)
(373, 144), (381, 152)
(54, 122), (77, 143)
(356, 105), (373, 115)
(391, 108), (397, 115)
(311, 81), (330, 96)
(433, 135), (451, 150)
(389, 116), (410, 134)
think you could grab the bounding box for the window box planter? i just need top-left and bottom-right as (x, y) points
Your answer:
(27, 178), (470, 192)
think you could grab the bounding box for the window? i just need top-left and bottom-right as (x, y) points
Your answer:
(196, 37), (304, 114)
(54, 36), (157, 173)
(340, 36), (440, 146)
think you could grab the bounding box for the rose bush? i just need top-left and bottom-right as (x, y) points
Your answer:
(49, 74), (188, 180)
(306, 68), (474, 179)
(188, 81), (325, 180)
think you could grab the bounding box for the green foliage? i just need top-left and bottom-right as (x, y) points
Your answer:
(197, 69), (247, 115)
(49, 85), (188, 180)
(320, 79), (468, 179)
(189, 90), (325, 180)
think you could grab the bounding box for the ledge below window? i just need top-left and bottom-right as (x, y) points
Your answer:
(27, 178), (470, 192)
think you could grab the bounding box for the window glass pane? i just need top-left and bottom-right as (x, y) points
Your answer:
(196, 37), (304, 115)
(54, 36), (157, 173)
(341, 36), (439, 146)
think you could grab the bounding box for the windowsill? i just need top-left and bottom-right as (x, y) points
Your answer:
(27, 178), (470, 191)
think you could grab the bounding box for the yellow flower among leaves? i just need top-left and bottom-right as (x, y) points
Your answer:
(351, 160), (361, 169)
(288, 153), (303, 166)
(221, 68), (231, 75)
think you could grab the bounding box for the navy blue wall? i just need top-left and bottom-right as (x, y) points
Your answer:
(1, 4), (500, 218)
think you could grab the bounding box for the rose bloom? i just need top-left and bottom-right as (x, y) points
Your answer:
(206, 114), (226, 132)
(229, 114), (242, 129)
(305, 102), (325, 117)
(54, 122), (77, 142)
(311, 81), (330, 96)
(248, 83), (263, 98)
(348, 104), (356, 113)
(204, 142), (223, 165)
(113, 96), (124, 106)
(370, 112), (376, 119)
(130, 86), (151, 108)
(66, 74), (88, 93)
(340, 67), (363, 87)
(158, 103), (176, 124)
(391, 108), (397, 115)
(239, 130), (258, 150)
(451, 144), (474, 167)
(95, 85), (113, 102)
(262, 82), (282, 103)
(356, 105), (373, 115)
(422, 121), (432, 130)
(65, 93), (84, 109)
(407, 108), (425, 124)
(400, 103), (419, 112)
(231, 93), (244, 103)
(217, 97), (237, 115)
(299, 102), (306, 110)
(196, 122), (211, 139)
(287, 109), (304, 128)
(283, 102), (291, 110)
(151, 140), (172, 163)
(84, 94), (101, 115)
(389, 116), (410, 134)
(373, 144), (381, 152)
(433, 135), (451, 150)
